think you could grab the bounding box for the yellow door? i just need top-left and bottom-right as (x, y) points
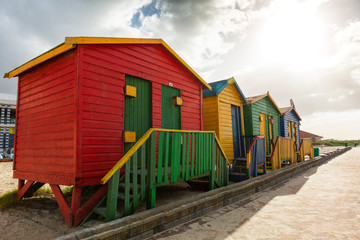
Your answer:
(293, 122), (297, 149)
(288, 121), (292, 138)
(269, 116), (273, 152)
(259, 113), (267, 152)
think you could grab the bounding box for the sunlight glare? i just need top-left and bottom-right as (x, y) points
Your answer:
(257, 1), (326, 72)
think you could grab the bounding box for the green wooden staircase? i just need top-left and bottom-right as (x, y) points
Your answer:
(83, 128), (229, 224)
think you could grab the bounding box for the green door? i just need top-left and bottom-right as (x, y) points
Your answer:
(162, 85), (181, 129)
(124, 75), (152, 153)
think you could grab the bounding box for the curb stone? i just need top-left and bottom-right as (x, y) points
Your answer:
(54, 147), (351, 240)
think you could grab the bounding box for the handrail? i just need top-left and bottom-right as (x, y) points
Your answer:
(247, 135), (265, 153)
(269, 136), (297, 170)
(269, 136), (296, 159)
(299, 139), (314, 161)
(101, 128), (229, 184)
(269, 136), (281, 160)
(246, 135), (266, 178)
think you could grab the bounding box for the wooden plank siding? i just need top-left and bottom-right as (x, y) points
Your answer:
(243, 96), (280, 155)
(77, 44), (203, 186)
(280, 109), (301, 151)
(203, 96), (219, 135)
(218, 101), (234, 161)
(218, 84), (244, 164)
(14, 50), (77, 185)
(203, 83), (245, 164)
(13, 42), (204, 187)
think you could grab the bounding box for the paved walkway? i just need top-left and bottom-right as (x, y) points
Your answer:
(150, 147), (360, 240)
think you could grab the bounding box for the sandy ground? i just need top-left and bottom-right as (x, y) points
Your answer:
(0, 162), (78, 239)
(149, 147), (360, 239)
(0, 146), (350, 240)
(0, 162), (203, 239)
(316, 145), (345, 154)
(0, 161), (17, 196)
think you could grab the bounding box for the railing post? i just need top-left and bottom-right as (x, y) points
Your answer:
(224, 152), (229, 185)
(105, 168), (120, 221)
(146, 131), (156, 209)
(209, 133), (215, 190)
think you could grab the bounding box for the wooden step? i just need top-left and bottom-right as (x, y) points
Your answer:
(119, 183), (141, 190)
(233, 157), (247, 161)
(118, 192), (133, 200)
(231, 165), (247, 169)
(93, 207), (107, 218)
(229, 172), (248, 182)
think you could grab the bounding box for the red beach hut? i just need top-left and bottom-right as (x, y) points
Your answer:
(4, 37), (211, 225)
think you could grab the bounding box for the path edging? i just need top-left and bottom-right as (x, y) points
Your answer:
(55, 147), (351, 240)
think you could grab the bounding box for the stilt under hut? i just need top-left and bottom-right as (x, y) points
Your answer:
(4, 37), (229, 226)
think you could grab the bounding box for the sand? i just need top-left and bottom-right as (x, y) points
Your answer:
(0, 162), (78, 239)
(0, 161), (17, 196)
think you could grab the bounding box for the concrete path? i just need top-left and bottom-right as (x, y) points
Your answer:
(150, 147), (360, 240)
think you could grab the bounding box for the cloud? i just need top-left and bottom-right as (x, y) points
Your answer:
(0, 0), (359, 139)
(132, 0), (258, 79)
(0, 0), (151, 95)
(301, 109), (360, 140)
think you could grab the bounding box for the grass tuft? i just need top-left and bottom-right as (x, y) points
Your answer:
(0, 186), (74, 211)
(0, 190), (20, 211)
(314, 140), (358, 146)
(33, 185), (73, 197)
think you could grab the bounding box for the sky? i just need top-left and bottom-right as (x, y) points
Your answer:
(0, 0), (359, 140)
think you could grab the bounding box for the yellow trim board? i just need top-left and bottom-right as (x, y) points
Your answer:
(65, 37), (163, 45)
(4, 43), (75, 78)
(5, 37), (211, 90)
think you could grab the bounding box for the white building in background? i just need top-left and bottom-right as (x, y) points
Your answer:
(0, 97), (16, 150)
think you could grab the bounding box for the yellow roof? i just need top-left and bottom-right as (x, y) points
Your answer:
(4, 37), (211, 90)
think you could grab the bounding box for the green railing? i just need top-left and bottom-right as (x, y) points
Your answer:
(100, 128), (229, 222)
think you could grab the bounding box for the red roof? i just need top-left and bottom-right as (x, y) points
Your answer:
(246, 94), (266, 102)
(300, 130), (323, 139)
(280, 106), (302, 120)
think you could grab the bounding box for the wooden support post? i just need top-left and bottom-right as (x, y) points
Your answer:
(124, 161), (131, 215)
(18, 179), (24, 192)
(16, 180), (34, 200)
(73, 184), (108, 227)
(209, 134), (215, 190)
(50, 184), (72, 226)
(71, 185), (82, 219)
(146, 132), (156, 209)
(106, 168), (120, 221)
(24, 182), (45, 198)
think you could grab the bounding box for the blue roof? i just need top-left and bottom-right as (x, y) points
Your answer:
(203, 77), (248, 104)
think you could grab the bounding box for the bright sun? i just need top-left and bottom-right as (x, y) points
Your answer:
(257, 1), (326, 71)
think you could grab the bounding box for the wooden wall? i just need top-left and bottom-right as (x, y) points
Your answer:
(203, 96), (219, 136)
(14, 43), (204, 187)
(78, 44), (203, 186)
(203, 83), (244, 164)
(280, 109), (301, 151)
(15, 50), (77, 185)
(243, 96), (280, 155)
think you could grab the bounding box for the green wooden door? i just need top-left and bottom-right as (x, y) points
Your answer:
(124, 75), (152, 153)
(161, 86), (181, 129)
